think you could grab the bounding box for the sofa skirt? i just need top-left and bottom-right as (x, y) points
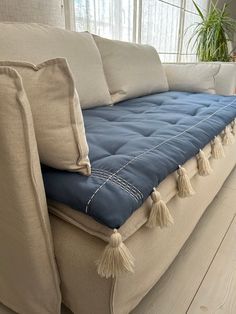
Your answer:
(50, 142), (236, 314)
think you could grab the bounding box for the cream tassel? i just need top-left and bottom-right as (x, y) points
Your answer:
(146, 188), (174, 228)
(177, 166), (195, 198)
(197, 149), (212, 177)
(97, 229), (134, 278)
(231, 119), (236, 136)
(222, 126), (235, 145)
(211, 136), (225, 159)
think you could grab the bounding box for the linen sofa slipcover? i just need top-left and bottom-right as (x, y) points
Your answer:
(0, 67), (61, 314)
(1, 23), (236, 314)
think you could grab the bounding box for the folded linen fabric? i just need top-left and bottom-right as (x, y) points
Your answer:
(0, 58), (91, 174)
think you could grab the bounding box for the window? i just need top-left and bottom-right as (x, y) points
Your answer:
(73, 0), (209, 62)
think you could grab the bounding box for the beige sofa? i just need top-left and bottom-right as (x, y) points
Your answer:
(0, 23), (236, 314)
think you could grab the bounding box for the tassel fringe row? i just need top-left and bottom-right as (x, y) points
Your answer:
(211, 136), (225, 159)
(146, 188), (174, 228)
(177, 166), (195, 198)
(97, 230), (134, 278)
(197, 149), (212, 176)
(97, 122), (235, 278)
(222, 126), (235, 145)
(231, 119), (236, 135)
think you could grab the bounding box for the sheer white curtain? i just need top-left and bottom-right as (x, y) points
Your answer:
(73, 0), (209, 62)
(141, 0), (209, 62)
(74, 0), (133, 41)
(141, 0), (181, 62)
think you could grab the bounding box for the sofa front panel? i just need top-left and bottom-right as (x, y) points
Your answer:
(50, 216), (114, 314)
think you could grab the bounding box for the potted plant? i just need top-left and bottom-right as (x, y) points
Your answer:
(188, 1), (236, 62)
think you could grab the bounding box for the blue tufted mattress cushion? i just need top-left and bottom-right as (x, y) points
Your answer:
(42, 91), (236, 228)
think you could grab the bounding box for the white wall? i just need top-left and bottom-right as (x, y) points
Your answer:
(214, 0), (236, 19)
(0, 0), (65, 28)
(213, 0), (236, 49)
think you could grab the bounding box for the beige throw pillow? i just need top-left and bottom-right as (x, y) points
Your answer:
(0, 23), (112, 108)
(164, 63), (221, 94)
(0, 58), (91, 174)
(93, 35), (169, 103)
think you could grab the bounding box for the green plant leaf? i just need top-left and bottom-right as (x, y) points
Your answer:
(186, 0), (236, 61)
(192, 1), (204, 20)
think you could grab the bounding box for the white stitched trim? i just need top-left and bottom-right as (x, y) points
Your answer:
(92, 170), (140, 202)
(92, 168), (143, 199)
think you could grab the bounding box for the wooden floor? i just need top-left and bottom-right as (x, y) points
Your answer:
(1, 168), (236, 314)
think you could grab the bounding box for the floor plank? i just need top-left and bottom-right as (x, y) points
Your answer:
(132, 170), (236, 314)
(187, 216), (236, 314)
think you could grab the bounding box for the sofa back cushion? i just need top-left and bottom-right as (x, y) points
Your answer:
(93, 35), (169, 103)
(164, 62), (233, 95)
(164, 63), (221, 94)
(0, 58), (91, 174)
(0, 23), (112, 108)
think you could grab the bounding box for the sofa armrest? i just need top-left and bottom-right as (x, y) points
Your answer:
(0, 67), (61, 314)
(164, 62), (236, 96)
